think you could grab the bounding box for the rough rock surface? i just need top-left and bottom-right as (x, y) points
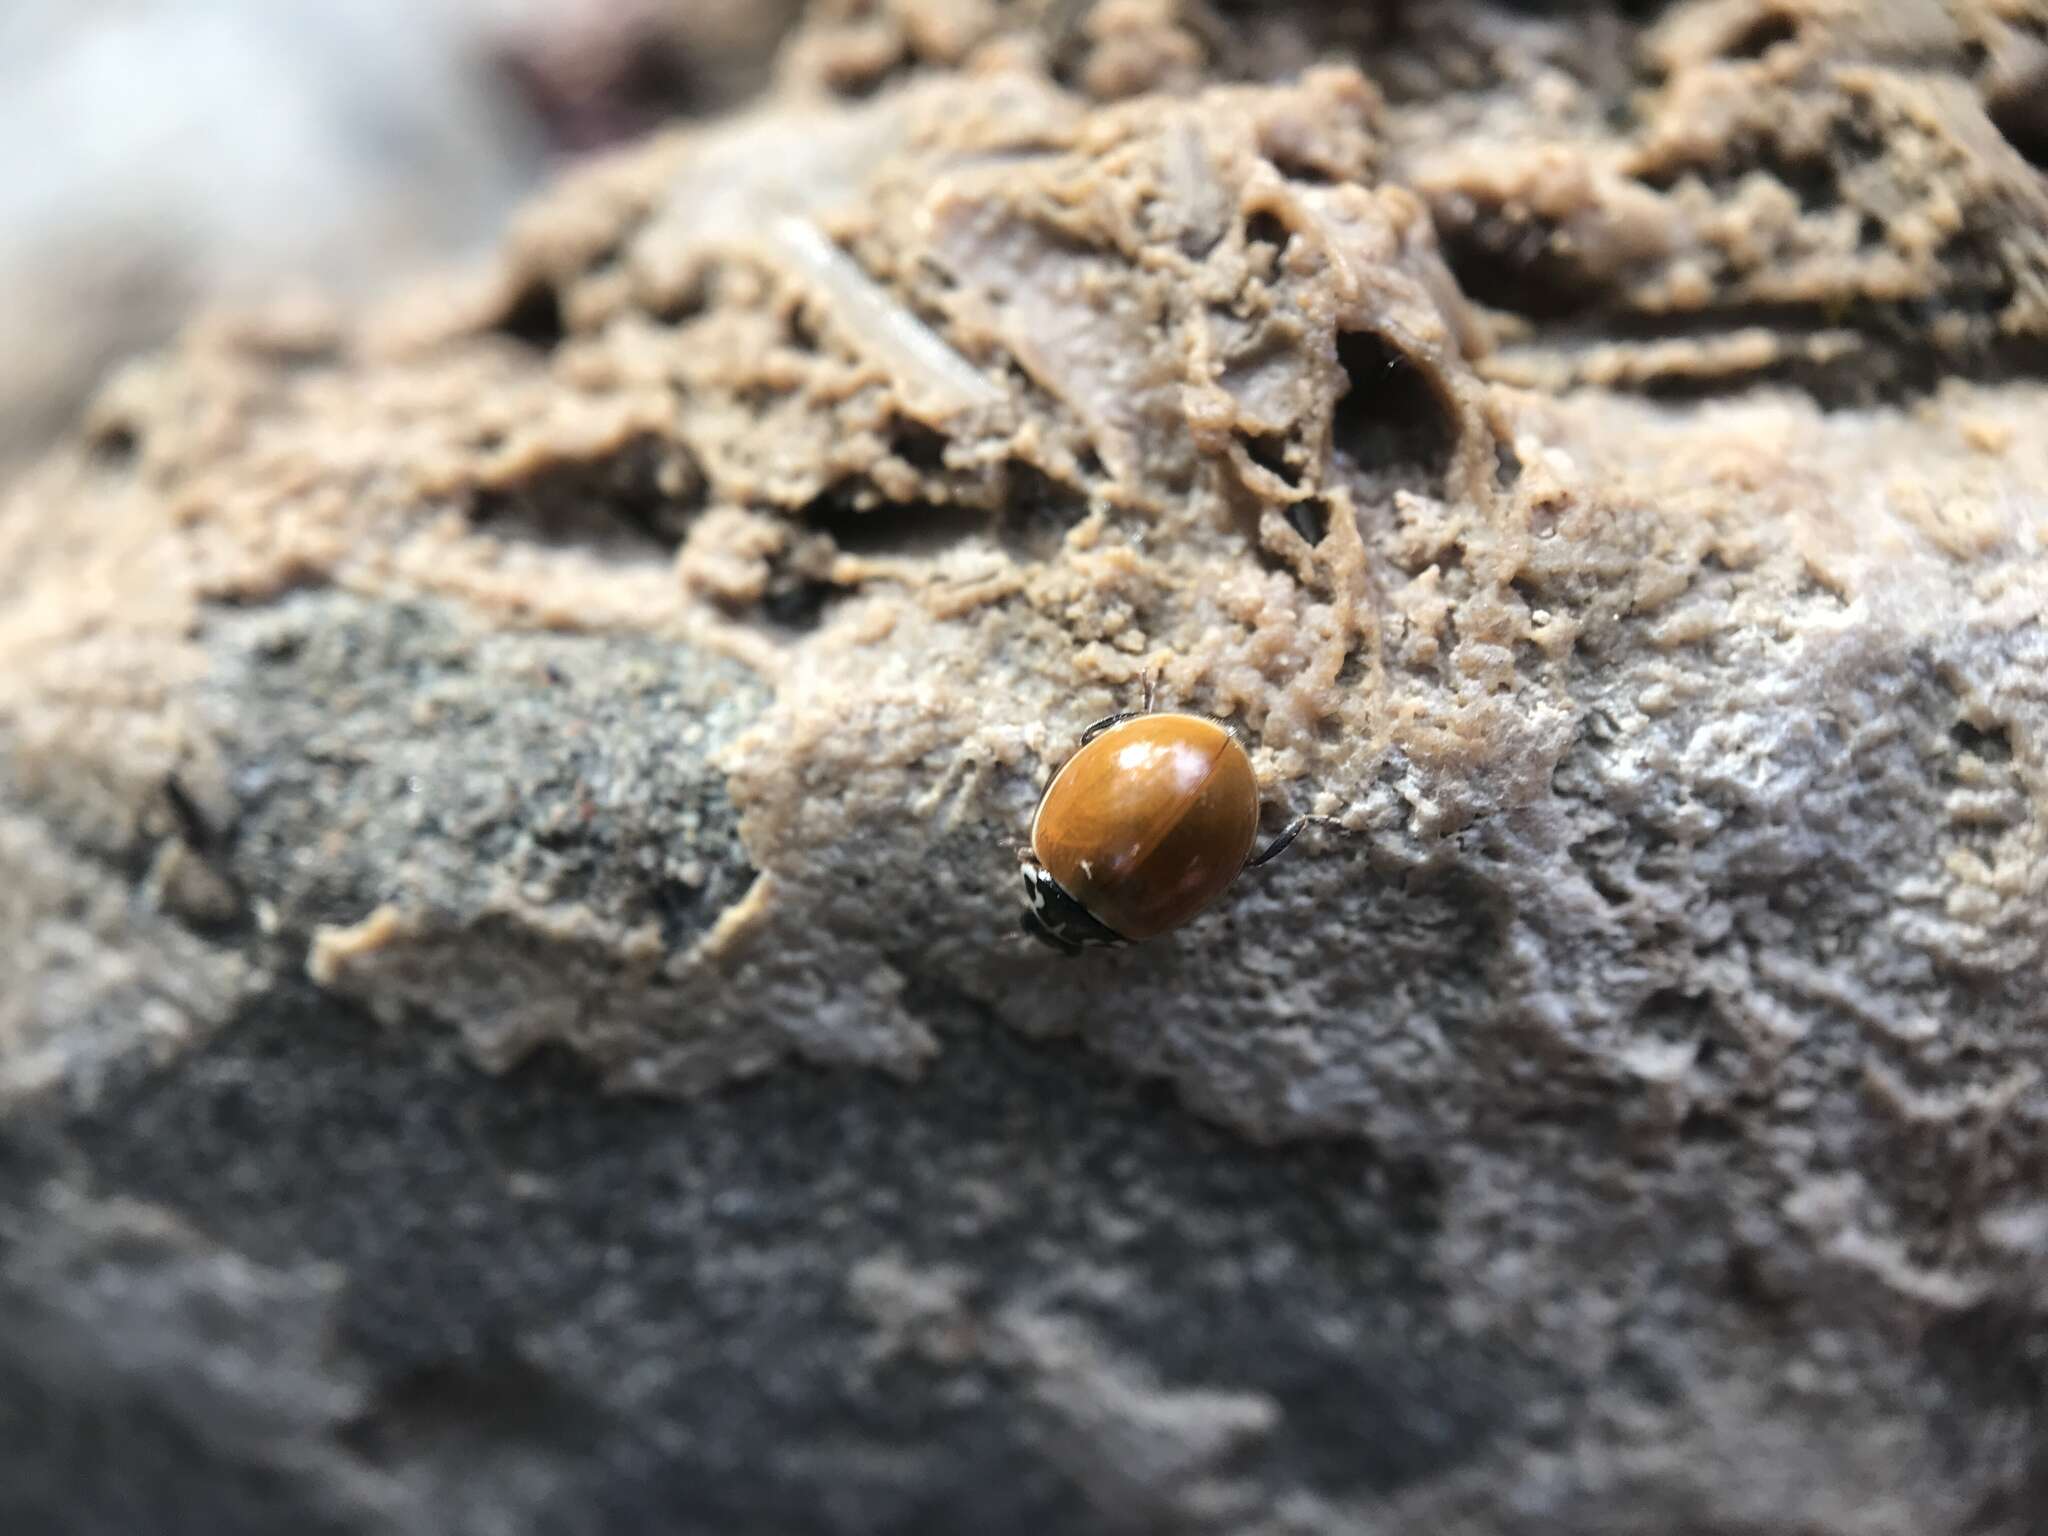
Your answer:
(0, 0), (806, 470)
(5, 2), (2048, 1531)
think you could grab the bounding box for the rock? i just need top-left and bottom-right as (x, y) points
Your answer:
(0, 0), (806, 470)
(3, 1), (2048, 1531)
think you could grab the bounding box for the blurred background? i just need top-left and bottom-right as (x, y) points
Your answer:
(0, 0), (805, 469)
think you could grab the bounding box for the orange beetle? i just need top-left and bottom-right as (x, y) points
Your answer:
(1019, 684), (1322, 953)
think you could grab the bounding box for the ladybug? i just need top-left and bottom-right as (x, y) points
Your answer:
(1019, 682), (1324, 953)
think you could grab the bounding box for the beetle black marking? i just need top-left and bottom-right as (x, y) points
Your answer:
(1019, 858), (1129, 955)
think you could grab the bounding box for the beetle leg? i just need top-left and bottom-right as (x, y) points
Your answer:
(1140, 668), (1158, 714)
(1247, 815), (1342, 869)
(1247, 817), (1307, 869)
(1081, 710), (1140, 744)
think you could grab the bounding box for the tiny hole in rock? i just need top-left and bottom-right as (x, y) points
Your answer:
(497, 279), (567, 352)
(1242, 430), (1304, 486)
(1725, 1245), (1789, 1308)
(761, 577), (838, 630)
(1587, 862), (1631, 908)
(1268, 151), (1335, 186)
(806, 491), (991, 556)
(653, 282), (708, 327)
(999, 461), (1090, 560)
(1493, 436), (1524, 489)
(1246, 211), (1293, 257)
(88, 422), (139, 467)
(1333, 331), (1457, 481)
(581, 237), (626, 276)
(162, 774), (221, 853)
(1680, 1111), (1741, 1149)
(650, 877), (703, 947)
(1284, 498), (1330, 546)
(341, 1348), (584, 1461)
(608, 42), (705, 136)
(467, 439), (702, 550)
(1612, 0), (1678, 25)
(825, 51), (900, 102)
(1723, 13), (1798, 59)
(1951, 719), (2013, 763)
(888, 419), (950, 474)
(1386, 1154), (1445, 1220)
(1987, 72), (2048, 169)
(1639, 986), (1712, 1032)
(1437, 214), (1605, 320)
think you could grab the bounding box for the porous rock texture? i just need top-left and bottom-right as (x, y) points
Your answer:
(5, 2), (2048, 1531)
